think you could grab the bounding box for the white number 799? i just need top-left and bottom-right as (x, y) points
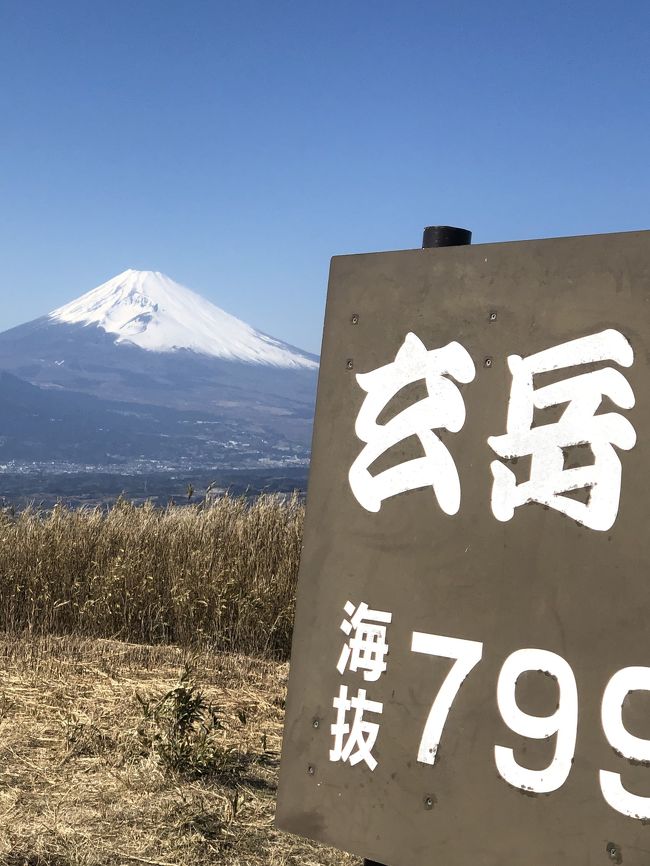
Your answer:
(410, 632), (650, 818)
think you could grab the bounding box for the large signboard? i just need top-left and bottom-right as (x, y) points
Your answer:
(276, 230), (650, 866)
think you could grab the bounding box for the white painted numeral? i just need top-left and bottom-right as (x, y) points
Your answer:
(411, 631), (483, 765)
(495, 648), (578, 793)
(600, 666), (650, 819)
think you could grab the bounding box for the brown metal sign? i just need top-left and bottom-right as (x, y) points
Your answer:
(276, 230), (650, 866)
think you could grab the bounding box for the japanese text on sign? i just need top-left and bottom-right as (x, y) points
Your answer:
(349, 328), (636, 531)
(330, 600), (650, 821)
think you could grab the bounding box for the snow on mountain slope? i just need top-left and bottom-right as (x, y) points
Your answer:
(49, 269), (317, 369)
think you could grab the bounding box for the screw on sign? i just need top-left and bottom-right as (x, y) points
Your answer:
(276, 226), (650, 866)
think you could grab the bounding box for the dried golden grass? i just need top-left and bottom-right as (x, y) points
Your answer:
(0, 633), (357, 866)
(0, 495), (302, 659)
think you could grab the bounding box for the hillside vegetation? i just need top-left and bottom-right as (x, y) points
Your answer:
(0, 495), (303, 659)
(0, 498), (359, 864)
(0, 634), (356, 866)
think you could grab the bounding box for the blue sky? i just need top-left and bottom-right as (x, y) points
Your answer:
(1, 0), (649, 354)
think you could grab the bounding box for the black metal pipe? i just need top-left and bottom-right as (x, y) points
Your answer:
(422, 225), (472, 248)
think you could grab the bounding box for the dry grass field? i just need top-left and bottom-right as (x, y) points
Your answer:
(0, 495), (301, 658)
(0, 634), (357, 866)
(0, 497), (357, 865)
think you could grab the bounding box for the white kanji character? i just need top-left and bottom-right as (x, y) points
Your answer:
(329, 684), (383, 771)
(349, 332), (475, 515)
(337, 600), (392, 682)
(488, 329), (636, 531)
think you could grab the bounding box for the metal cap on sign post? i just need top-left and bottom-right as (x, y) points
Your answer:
(422, 225), (472, 249)
(361, 223), (472, 866)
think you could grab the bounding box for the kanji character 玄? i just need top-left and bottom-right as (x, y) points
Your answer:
(349, 332), (475, 515)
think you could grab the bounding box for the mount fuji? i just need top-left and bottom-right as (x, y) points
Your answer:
(0, 270), (319, 484)
(49, 270), (317, 369)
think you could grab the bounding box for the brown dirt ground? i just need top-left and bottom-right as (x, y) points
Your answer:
(0, 634), (359, 866)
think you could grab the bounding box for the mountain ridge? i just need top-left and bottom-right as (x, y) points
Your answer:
(0, 270), (319, 479)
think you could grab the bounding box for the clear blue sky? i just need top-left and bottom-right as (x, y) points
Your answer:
(1, 0), (649, 354)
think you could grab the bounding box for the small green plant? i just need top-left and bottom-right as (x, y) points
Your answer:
(63, 719), (113, 759)
(136, 664), (248, 782)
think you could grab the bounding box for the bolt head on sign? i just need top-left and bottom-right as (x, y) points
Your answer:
(276, 231), (650, 866)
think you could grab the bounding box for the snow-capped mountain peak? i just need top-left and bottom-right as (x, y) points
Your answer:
(49, 269), (317, 369)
